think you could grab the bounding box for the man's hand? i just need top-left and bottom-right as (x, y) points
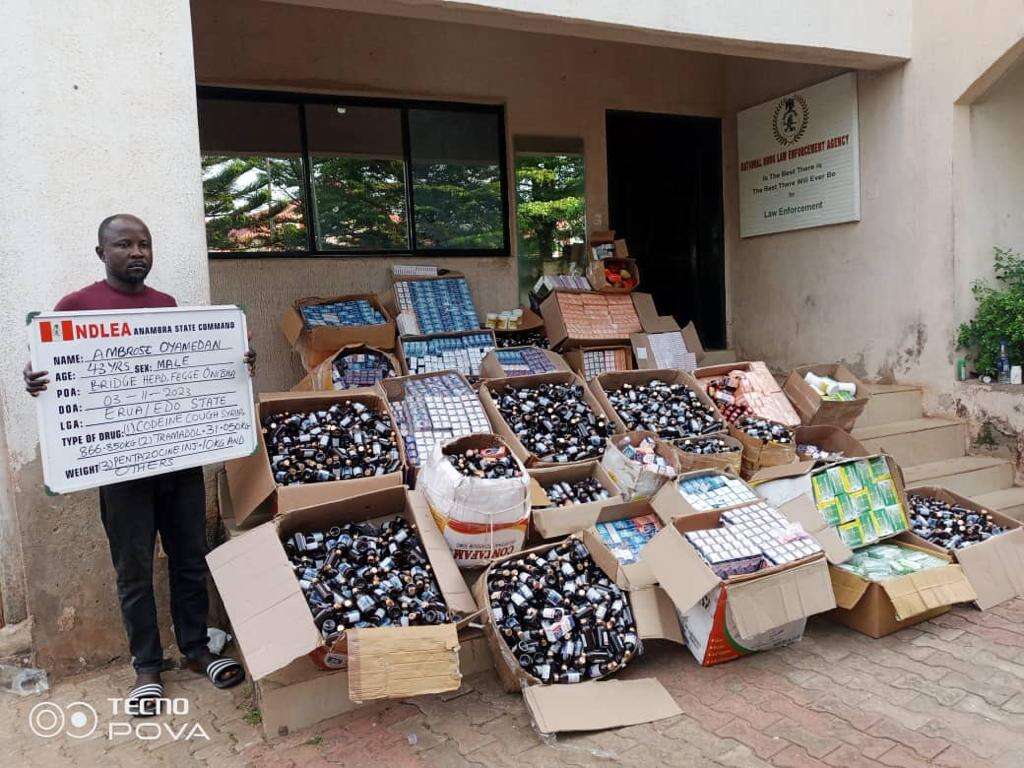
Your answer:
(244, 348), (257, 377)
(24, 360), (49, 397)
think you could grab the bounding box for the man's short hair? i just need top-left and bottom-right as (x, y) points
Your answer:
(97, 214), (148, 245)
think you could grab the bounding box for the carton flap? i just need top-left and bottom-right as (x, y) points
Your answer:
(630, 586), (684, 644)
(748, 460), (816, 485)
(726, 559), (836, 639)
(777, 495), (853, 564)
(523, 678), (681, 734)
(408, 490), (478, 617)
(346, 624), (461, 702)
(880, 565), (977, 620)
(642, 522), (720, 613)
(753, 474), (814, 509)
(224, 424), (276, 525)
(828, 565), (872, 610)
(952, 529), (1024, 610)
(680, 322), (705, 358)
(206, 524), (321, 680)
(528, 477), (551, 507)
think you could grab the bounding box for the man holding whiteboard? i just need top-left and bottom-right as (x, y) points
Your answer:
(24, 214), (254, 716)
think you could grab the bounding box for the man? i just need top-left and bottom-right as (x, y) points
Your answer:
(24, 214), (253, 716)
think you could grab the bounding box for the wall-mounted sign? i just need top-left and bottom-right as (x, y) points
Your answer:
(28, 305), (256, 493)
(737, 72), (860, 238)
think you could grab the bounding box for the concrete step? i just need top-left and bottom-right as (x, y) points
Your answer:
(903, 455), (1015, 497)
(852, 417), (967, 466)
(855, 383), (923, 428)
(972, 486), (1024, 522)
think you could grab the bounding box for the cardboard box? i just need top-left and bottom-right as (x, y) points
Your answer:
(291, 344), (401, 392)
(479, 346), (570, 379)
(675, 435), (744, 476)
(630, 331), (697, 372)
(784, 364), (869, 431)
(587, 257), (640, 294)
(694, 361), (801, 428)
(540, 290), (646, 350)
(477, 370), (620, 468)
(472, 539), (683, 735)
(728, 423), (798, 479)
(207, 485), (478, 689)
(600, 431), (682, 501)
(253, 629), (492, 738)
(642, 484), (837, 665)
(562, 345), (634, 379)
(579, 498), (666, 589)
(794, 425), (870, 463)
(396, 329), (497, 379)
(282, 293), (396, 371)
(390, 269), (480, 337)
(589, 368), (725, 440)
(527, 460), (624, 539)
(224, 387), (406, 527)
(828, 539), (975, 637)
(900, 487), (1024, 610)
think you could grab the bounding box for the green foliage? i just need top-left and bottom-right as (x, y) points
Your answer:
(202, 155), (306, 251)
(311, 156), (407, 250)
(515, 154), (586, 302)
(412, 162), (504, 249)
(957, 246), (1024, 375)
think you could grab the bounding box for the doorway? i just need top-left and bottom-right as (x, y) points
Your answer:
(606, 110), (726, 348)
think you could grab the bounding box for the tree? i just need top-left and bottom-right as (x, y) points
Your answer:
(201, 154), (306, 251)
(515, 154), (586, 300)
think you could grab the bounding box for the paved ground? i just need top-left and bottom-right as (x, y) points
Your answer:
(4, 600), (1024, 767)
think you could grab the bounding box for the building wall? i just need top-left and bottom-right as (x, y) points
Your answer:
(192, 0), (752, 391)
(0, 1), (210, 671)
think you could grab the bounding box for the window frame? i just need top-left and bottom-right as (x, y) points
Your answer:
(198, 86), (511, 260)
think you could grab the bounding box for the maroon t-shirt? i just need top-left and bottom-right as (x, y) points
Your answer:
(54, 280), (177, 311)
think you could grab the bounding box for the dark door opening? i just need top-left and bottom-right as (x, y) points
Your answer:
(606, 110), (726, 349)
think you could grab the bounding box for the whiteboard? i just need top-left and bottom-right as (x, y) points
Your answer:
(737, 72), (861, 238)
(28, 305), (257, 493)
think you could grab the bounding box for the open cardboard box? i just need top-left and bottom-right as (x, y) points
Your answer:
(479, 346), (570, 379)
(562, 345), (635, 379)
(224, 387), (406, 528)
(828, 538), (976, 637)
(694, 361), (801, 428)
(587, 256), (640, 294)
(477, 370), (620, 468)
(390, 269), (479, 337)
(527, 460), (624, 539)
(282, 293), (396, 371)
(783, 364), (869, 431)
(207, 485), (478, 694)
(472, 538), (683, 735)
(291, 343), (401, 392)
(794, 425), (870, 464)
(578, 498), (668, 589)
(540, 290), (652, 350)
(674, 434), (743, 476)
(630, 331), (697, 372)
(396, 328), (497, 379)
(642, 483), (837, 666)
(899, 486), (1024, 610)
(728, 422), (799, 479)
(600, 431), (682, 501)
(589, 368), (725, 439)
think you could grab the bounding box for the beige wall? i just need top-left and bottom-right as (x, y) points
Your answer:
(193, 0), (734, 391)
(1, 0), (210, 669)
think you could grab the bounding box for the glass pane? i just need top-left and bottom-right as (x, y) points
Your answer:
(306, 104), (409, 250)
(409, 109), (504, 250)
(197, 99), (307, 252)
(514, 152), (586, 304)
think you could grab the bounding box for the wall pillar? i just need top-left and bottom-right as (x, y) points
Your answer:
(0, 1), (210, 673)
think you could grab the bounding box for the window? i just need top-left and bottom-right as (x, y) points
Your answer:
(513, 138), (586, 304)
(197, 99), (308, 253)
(197, 89), (509, 257)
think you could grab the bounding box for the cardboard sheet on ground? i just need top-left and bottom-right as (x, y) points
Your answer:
(523, 678), (681, 734)
(346, 624), (461, 702)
